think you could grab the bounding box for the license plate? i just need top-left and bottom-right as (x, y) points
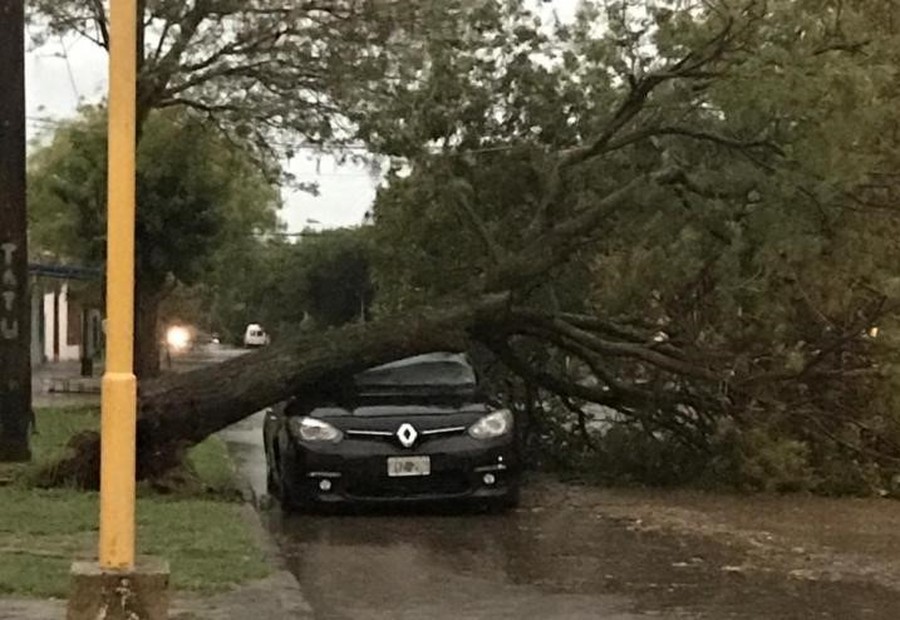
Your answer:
(387, 456), (431, 477)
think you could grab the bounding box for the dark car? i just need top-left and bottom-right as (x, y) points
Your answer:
(263, 352), (520, 512)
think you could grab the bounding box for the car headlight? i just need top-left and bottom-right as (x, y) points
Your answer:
(468, 409), (513, 440)
(165, 326), (191, 351)
(288, 417), (343, 443)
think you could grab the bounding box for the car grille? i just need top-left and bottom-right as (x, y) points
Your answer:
(345, 471), (470, 499)
(344, 425), (466, 447)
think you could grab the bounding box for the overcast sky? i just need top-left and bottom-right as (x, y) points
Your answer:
(25, 2), (577, 233)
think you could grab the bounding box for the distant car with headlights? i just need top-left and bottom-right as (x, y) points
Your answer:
(263, 352), (520, 512)
(164, 325), (193, 352)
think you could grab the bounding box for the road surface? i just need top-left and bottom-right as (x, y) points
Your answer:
(221, 414), (900, 620)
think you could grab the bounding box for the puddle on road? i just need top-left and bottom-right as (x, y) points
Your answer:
(262, 493), (900, 619)
(266, 508), (639, 620)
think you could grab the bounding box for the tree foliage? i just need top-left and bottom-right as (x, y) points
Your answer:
(28, 107), (280, 373)
(27, 0), (419, 159)
(26, 0), (410, 373)
(362, 0), (900, 493)
(208, 228), (373, 342)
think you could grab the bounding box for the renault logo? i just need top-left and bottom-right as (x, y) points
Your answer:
(396, 423), (418, 448)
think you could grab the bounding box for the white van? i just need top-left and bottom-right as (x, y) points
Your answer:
(243, 324), (270, 348)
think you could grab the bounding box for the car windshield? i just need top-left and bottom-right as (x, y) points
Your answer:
(353, 352), (476, 390)
(284, 353), (479, 415)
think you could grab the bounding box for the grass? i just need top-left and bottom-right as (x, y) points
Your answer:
(0, 407), (270, 598)
(185, 430), (242, 495)
(31, 406), (99, 465)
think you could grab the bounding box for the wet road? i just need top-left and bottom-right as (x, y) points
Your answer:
(222, 416), (900, 620)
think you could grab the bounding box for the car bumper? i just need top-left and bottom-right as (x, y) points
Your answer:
(281, 434), (519, 505)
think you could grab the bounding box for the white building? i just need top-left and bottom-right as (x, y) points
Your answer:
(29, 264), (103, 365)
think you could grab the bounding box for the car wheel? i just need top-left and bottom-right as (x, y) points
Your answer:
(278, 466), (294, 512)
(278, 459), (308, 514)
(266, 461), (278, 497)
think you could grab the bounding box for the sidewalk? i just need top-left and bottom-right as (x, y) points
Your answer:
(33, 361), (102, 397)
(1, 572), (310, 620)
(31, 346), (247, 407)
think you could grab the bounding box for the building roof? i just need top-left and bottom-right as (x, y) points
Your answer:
(28, 263), (101, 281)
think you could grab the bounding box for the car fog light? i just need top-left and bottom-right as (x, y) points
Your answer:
(319, 479), (332, 492)
(483, 473), (496, 486)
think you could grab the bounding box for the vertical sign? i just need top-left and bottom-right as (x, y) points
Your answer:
(0, 0), (32, 461)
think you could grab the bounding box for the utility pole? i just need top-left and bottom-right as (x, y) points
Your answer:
(69, 1), (168, 616)
(99, 0), (139, 570)
(0, 0), (32, 462)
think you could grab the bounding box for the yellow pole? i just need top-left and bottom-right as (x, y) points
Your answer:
(99, 0), (138, 570)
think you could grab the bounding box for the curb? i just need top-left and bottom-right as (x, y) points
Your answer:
(170, 441), (313, 620)
(228, 448), (313, 619)
(33, 376), (102, 395)
(46, 378), (101, 394)
(232, 503), (314, 619)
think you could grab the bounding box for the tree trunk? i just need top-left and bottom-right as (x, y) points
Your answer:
(134, 281), (161, 379)
(38, 294), (509, 488)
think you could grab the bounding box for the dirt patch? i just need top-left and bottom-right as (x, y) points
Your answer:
(171, 572), (311, 620)
(0, 599), (65, 620)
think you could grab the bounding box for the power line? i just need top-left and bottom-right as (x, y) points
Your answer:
(57, 35), (82, 103)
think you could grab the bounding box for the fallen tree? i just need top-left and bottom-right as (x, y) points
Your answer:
(42, 288), (733, 488)
(35, 1), (900, 493)
(40, 294), (508, 487)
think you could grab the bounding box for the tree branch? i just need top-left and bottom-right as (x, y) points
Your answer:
(487, 170), (671, 292)
(483, 336), (713, 452)
(447, 178), (503, 265)
(88, 0), (109, 49)
(522, 16), (737, 239)
(483, 336), (624, 409)
(605, 125), (784, 157)
(141, 1), (212, 110)
(812, 40), (870, 56)
(556, 18), (736, 173)
(509, 310), (722, 383)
